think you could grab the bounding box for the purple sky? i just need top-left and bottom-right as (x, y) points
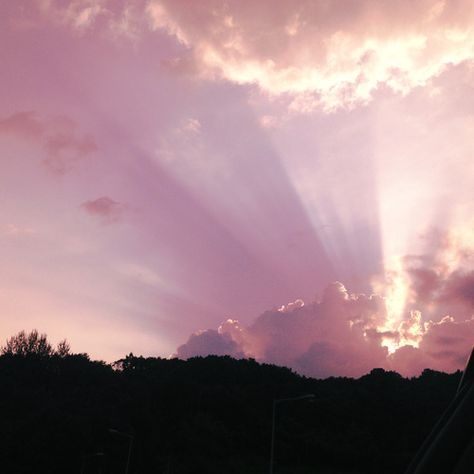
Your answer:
(1, 0), (474, 376)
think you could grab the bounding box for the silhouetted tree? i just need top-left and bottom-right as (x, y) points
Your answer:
(56, 338), (71, 357)
(0, 330), (464, 474)
(1, 329), (70, 357)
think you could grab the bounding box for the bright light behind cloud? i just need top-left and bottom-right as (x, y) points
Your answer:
(147, 0), (474, 111)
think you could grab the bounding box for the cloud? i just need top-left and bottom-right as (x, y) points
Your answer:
(11, 2), (474, 111)
(259, 115), (286, 129)
(388, 316), (474, 375)
(81, 196), (125, 223)
(146, 0), (474, 111)
(0, 111), (97, 174)
(37, 0), (106, 30)
(0, 111), (45, 137)
(176, 271), (474, 377)
(389, 224), (474, 322)
(175, 328), (245, 359)
(176, 281), (390, 377)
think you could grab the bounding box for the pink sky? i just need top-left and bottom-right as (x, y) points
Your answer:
(1, 0), (473, 376)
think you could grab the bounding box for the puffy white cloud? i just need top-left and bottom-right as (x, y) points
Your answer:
(146, 0), (474, 111)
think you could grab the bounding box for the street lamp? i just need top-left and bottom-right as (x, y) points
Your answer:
(109, 429), (134, 474)
(269, 394), (315, 474)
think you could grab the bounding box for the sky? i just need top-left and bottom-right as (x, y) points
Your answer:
(1, 0), (473, 377)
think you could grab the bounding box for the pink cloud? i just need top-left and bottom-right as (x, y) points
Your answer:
(176, 278), (474, 378)
(175, 328), (245, 359)
(43, 122), (97, 174)
(0, 111), (45, 137)
(176, 282), (389, 377)
(0, 111), (97, 174)
(81, 196), (125, 223)
(9, 1), (474, 112)
(37, 0), (106, 31)
(396, 227), (474, 322)
(146, 0), (474, 111)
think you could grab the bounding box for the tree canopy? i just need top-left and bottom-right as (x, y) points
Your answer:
(0, 331), (463, 474)
(1, 329), (70, 357)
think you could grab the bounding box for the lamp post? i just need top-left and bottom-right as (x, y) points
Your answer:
(269, 394), (315, 474)
(109, 429), (134, 474)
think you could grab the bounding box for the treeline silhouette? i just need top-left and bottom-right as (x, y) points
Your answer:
(1, 331), (462, 474)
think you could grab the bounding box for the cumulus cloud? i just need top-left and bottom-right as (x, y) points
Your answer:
(146, 0), (474, 111)
(175, 328), (245, 359)
(0, 111), (97, 174)
(176, 282), (393, 377)
(387, 224), (474, 322)
(81, 196), (125, 223)
(176, 266), (474, 377)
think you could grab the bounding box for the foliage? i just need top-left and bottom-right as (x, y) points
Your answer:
(1, 329), (70, 357)
(0, 332), (463, 474)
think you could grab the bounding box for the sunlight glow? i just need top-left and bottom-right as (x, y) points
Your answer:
(372, 256), (412, 354)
